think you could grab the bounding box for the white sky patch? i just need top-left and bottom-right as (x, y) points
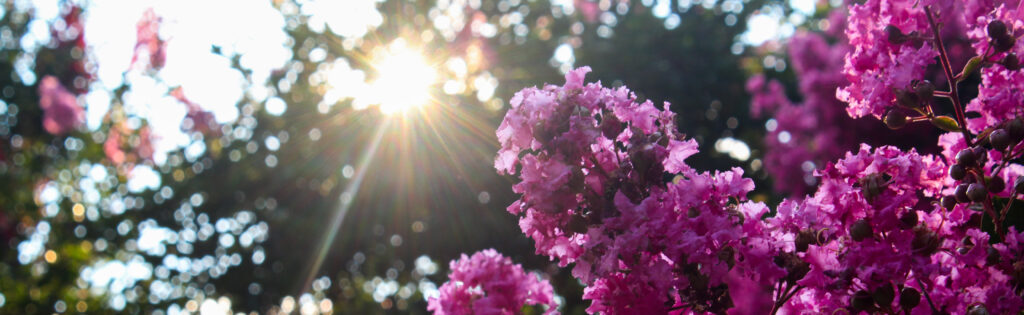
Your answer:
(742, 14), (782, 45)
(82, 256), (153, 298)
(301, 0), (384, 38)
(653, 0), (672, 18)
(127, 165), (160, 193)
(137, 224), (174, 256)
(790, 0), (816, 15)
(82, 0), (291, 163)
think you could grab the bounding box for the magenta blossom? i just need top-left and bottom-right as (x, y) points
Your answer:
(427, 249), (558, 315)
(37, 76), (83, 135)
(131, 8), (166, 70)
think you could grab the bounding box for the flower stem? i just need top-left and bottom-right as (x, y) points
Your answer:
(925, 6), (974, 146)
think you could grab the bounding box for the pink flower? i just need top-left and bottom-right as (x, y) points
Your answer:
(496, 67), (782, 313)
(171, 87), (219, 135)
(37, 76), (83, 135)
(427, 249), (558, 315)
(132, 8), (166, 70)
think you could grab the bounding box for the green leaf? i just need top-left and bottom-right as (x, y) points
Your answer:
(959, 56), (983, 81)
(930, 115), (961, 132)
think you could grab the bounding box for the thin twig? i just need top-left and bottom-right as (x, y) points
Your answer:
(924, 6), (974, 146)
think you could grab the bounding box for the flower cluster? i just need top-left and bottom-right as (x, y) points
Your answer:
(37, 76), (83, 136)
(171, 87), (219, 135)
(767, 145), (955, 312)
(965, 3), (1024, 133)
(481, 0), (1024, 313)
(496, 67), (793, 313)
(131, 8), (166, 71)
(427, 249), (557, 315)
(493, 66), (1024, 313)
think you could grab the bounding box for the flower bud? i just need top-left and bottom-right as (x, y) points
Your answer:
(785, 260), (810, 284)
(859, 173), (887, 202)
(968, 305), (991, 315)
(884, 110), (907, 129)
(566, 214), (589, 234)
(987, 176), (1005, 194)
(899, 210), (918, 229)
(873, 284), (895, 306)
(886, 25), (906, 44)
(912, 227), (939, 256)
(956, 148), (976, 166)
(851, 290), (875, 312)
(600, 113), (623, 139)
(941, 195), (957, 209)
(989, 20), (1009, 39)
(850, 219), (872, 242)
(955, 183), (971, 203)
(899, 287), (921, 310)
(914, 80), (935, 100)
(949, 164), (966, 181)
(987, 247), (1000, 265)
(990, 129), (1011, 151)
(994, 35), (1016, 52)
(532, 122), (553, 144)
(973, 146), (988, 164)
(1003, 53), (1021, 70)
(795, 229), (815, 252)
(962, 236), (975, 246)
(894, 89), (919, 108)
(967, 183), (988, 202)
(1007, 117), (1024, 142)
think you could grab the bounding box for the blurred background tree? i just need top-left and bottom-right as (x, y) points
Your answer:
(0, 0), (868, 314)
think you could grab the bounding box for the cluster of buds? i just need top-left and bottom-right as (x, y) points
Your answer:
(942, 117), (1024, 211)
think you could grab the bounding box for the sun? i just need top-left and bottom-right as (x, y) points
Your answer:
(366, 42), (437, 115)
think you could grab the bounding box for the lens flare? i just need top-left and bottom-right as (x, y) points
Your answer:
(366, 44), (437, 115)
